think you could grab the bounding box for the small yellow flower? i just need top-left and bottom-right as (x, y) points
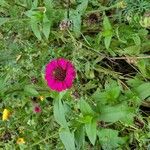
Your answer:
(2, 109), (11, 121)
(16, 138), (25, 144)
(39, 96), (44, 101)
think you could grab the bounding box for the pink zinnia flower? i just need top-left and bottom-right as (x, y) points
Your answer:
(34, 106), (41, 113)
(45, 58), (76, 92)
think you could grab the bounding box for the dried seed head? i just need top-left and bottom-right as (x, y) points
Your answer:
(59, 19), (72, 31)
(71, 90), (80, 100)
(87, 13), (99, 24)
(31, 77), (38, 84)
(1, 132), (12, 142)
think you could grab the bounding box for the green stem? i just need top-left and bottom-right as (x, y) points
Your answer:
(30, 133), (58, 147)
(7, 18), (30, 23)
(86, 4), (118, 14)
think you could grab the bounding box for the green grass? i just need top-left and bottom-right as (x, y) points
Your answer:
(0, 0), (150, 149)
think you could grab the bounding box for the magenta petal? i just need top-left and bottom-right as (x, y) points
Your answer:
(65, 80), (73, 88)
(46, 60), (57, 71)
(56, 82), (64, 92)
(57, 58), (68, 70)
(47, 79), (56, 89)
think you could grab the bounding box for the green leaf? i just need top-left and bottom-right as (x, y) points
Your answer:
(53, 98), (68, 128)
(103, 15), (112, 31)
(79, 99), (94, 116)
(115, 27), (127, 43)
(30, 17), (41, 40)
(42, 14), (51, 39)
(92, 80), (121, 104)
(120, 45), (141, 55)
(78, 115), (93, 124)
(70, 11), (81, 37)
(132, 34), (141, 46)
(137, 59), (149, 77)
(24, 85), (39, 96)
(59, 128), (76, 150)
(44, 0), (53, 18)
(85, 119), (97, 145)
(127, 77), (144, 87)
(103, 16), (113, 49)
(98, 129), (125, 150)
(104, 36), (112, 50)
(99, 104), (134, 123)
(76, 0), (88, 15)
(135, 83), (150, 99)
(32, 0), (38, 8)
(75, 125), (85, 149)
(92, 90), (109, 107)
(0, 18), (9, 26)
(105, 80), (121, 101)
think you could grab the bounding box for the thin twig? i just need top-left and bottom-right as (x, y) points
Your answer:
(110, 56), (150, 60)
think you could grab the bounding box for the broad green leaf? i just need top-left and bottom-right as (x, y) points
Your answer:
(103, 15), (112, 31)
(53, 98), (68, 128)
(30, 17), (41, 40)
(120, 45), (141, 55)
(44, 0), (53, 18)
(127, 77), (144, 88)
(135, 83), (150, 99)
(99, 104), (134, 123)
(103, 16), (113, 49)
(59, 128), (76, 150)
(105, 80), (121, 101)
(24, 85), (39, 96)
(104, 36), (112, 50)
(98, 129), (125, 150)
(76, 0), (88, 15)
(85, 119), (97, 145)
(70, 11), (81, 37)
(75, 125), (85, 149)
(92, 90), (108, 106)
(78, 115), (93, 124)
(79, 99), (94, 116)
(0, 18), (9, 26)
(137, 59), (149, 78)
(42, 14), (51, 39)
(92, 80), (121, 104)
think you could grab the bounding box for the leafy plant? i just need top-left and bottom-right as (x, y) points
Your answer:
(0, 0), (150, 149)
